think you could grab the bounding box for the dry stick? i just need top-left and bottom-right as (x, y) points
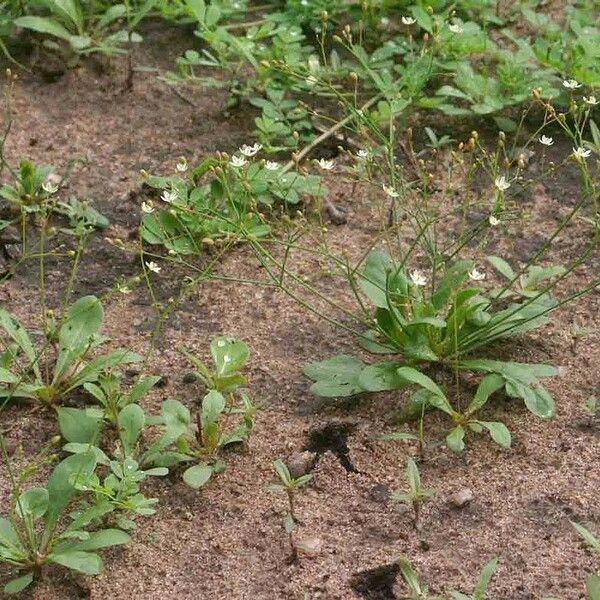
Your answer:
(281, 94), (381, 174)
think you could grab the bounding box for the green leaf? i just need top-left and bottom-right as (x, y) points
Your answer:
(0, 309), (41, 380)
(466, 374), (505, 415)
(359, 251), (394, 308)
(406, 458), (421, 494)
(396, 367), (446, 401)
(59, 296), (103, 351)
(210, 337), (249, 377)
(446, 426), (465, 452)
(56, 407), (102, 444)
(15, 488), (48, 521)
(182, 464), (213, 488)
(201, 390), (225, 428)
(398, 557), (422, 594)
(358, 362), (406, 392)
(572, 522), (600, 555)
(587, 574), (600, 600)
(61, 529), (130, 552)
(474, 557), (498, 599)
(487, 256), (516, 281)
(118, 404), (145, 455)
(3, 572), (33, 595)
(46, 452), (97, 527)
(303, 355), (365, 397)
(14, 16), (74, 41)
(479, 421), (511, 448)
(49, 550), (103, 575)
(273, 459), (292, 486)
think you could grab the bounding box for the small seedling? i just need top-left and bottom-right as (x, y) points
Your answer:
(392, 459), (433, 530)
(572, 521), (600, 599)
(397, 557), (441, 600)
(449, 557), (498, 599)
(270, 459), (312, 561)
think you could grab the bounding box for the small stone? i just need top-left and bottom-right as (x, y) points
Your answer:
(287, 451), (317, 479)
(369, 483), (390, 503)
(294, 536), (323, 557)
(450, 488), (474, 508)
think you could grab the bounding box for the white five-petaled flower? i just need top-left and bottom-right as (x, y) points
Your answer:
(382, 184), (399, 198)
(401, 16), (416, 25)
(316, 158), (334, 170)
(539, 135), (554, 146)
(583, 96), (599, 106)
(239, 143), (262, 157)
(494, 175), (511, 192)
(176, 157), (188, 172)
(42, 181), (59, 194)
(448, 23), (463, 34)
(356, 149), (369, 159)
(141, 201), (155, 214)
(489, 215), (500, 226)
(468, 267), (485, 281)
(572, 147), (591, 160)
(563, 79), (581, 90)
(230, 155), (248, 168)
(410, 270), (427, 287)
(145, 261), (161, 274)
(161, 190), (178, 203)
(265, 160), (280, 171)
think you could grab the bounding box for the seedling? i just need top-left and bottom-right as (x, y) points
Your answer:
(0, 452), (130, 595)
(385, 368), (512, 453)
(271, 459), (312, 524)
(392, 459), (433, 530)
(449, 558), (498, 599)
(397, 557), (441, 600)
(270, 459), (312, 562)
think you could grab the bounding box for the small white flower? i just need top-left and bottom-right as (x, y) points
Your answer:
(448, 23), (463, 33)
(382, 184), (400, 198)
(583, 96), (599, 106)
(402, 16), (416, 25)
(145, 261), (161, 274)
(306, 75), (318, 87)
(409, 270), (427, 287)
(356, 149), (369, 159)
(572, 147), (591, 159)
(239, 143), (262, 157)
(176, 157), (188, 172)
(489, 215), (500, 226)
(539, 135), (554, 146)
(468, 267), (485, 281)
(563, 79), (581, 90)
(141, 201), (155, 214)
(494, 175), (511, 192)
(161, 190), (178, 203)
(117, 283), (131, 294)
(265, 160), (280, 171)
(230, 155), (248, 168)
(316, 158), (334, 170)
(42, 181), (58, 194)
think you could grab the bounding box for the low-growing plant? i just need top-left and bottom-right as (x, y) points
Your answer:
(397, 556), (441, 600)
(14, 0), (157, 58)
(0, 295), (141, 406)
(0, 451), (130, 595)
(140, 151), (322, 255)
(392, 458), (433, 530)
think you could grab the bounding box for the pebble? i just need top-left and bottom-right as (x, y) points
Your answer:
(450, 488), (474, 508)
(287, 451), (317, 479)
(294, 535), (323, 557)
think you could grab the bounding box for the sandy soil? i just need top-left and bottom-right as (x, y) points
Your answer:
(0, 20), (599, 600)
